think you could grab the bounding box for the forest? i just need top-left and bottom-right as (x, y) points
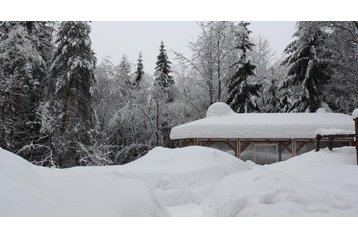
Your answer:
(0, 21), (357, 168)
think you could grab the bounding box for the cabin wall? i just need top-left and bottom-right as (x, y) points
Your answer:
(178, 138), (352, 165)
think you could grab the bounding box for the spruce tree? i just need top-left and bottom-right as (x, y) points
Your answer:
(226, 22), (260, 113)
(282, 22), (331, 112)
(0, 21), (51, 163)
(154, 41), (174, 91)
(43, 21), (97, 168)
(134, 52), (144, 88)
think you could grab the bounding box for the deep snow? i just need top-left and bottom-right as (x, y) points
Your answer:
(203, 147), (358, 216)
(0, 146), (251, 216)
(1, 145), (358, 217)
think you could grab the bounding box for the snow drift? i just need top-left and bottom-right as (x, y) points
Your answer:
(116, 146), (252, 206)
(203, 147), (358, 216)
(0, 146), (252, 216)
(0, 147), (169, 217)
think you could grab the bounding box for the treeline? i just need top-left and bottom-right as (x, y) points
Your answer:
(0, 21), (357, 168)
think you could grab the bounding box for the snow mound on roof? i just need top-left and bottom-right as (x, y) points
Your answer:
(0, 148), (169, 216)
(316, 108), (327, 113)
(116, 146), (253, 206)
(203, 147), (358, 216)
(353, 108), (358, 119)
(206, 102), (234, 118)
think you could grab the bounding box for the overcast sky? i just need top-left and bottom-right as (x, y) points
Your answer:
(90, 21), (297, 74)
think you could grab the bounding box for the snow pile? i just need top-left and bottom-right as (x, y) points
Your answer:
(171, 104), (354, 139)
(206, 102), (235, 118)
(115, 146), (252, 206)
(0, 148), (169, 217)
(0, 146), (251, 216)
(353, 109), (358, 119)
(203, 147), (358, 216)
(316, 108), (327, 113)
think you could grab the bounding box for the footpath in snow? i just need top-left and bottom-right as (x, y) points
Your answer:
(1, 145), (358, 216)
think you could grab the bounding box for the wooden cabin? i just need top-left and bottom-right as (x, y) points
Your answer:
(170, 103), (355, 165)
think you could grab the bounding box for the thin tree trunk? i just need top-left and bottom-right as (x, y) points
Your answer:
(61, 78), (74, 134)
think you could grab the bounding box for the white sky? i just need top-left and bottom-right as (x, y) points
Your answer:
(90, 21), (296, 74)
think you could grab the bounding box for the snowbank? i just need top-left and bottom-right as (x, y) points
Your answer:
(0, 148), (169, 216)
(113, 146), (253, 206)
(170, 103), (354, 140)
(203, 147), (358, 216)
(0, 146), (251, 216)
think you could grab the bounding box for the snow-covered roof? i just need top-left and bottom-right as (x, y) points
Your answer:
(170, 103), (355, 140)
(353, 109), (358, 120)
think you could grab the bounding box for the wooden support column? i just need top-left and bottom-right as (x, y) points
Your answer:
(316, 134), (322, 151)
(292, 139), (296, 156)
(278, 142), (282, 162)
(328, 136), (334, 151)
(354, 117), (358, 165)
(235, 139), (241, 158)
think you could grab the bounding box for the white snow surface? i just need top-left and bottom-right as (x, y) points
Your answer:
(203, 147), (358, 216)
(171, 105), (354, 139)
(2, 145), (358, 217)
(353, 109), (358, 119)
(98, 146), (252, 206)
(206, 102), (235, 118)
(0, 146), (251, 216)
(0, 147), (168, 216)
(315, 128), (355, 135)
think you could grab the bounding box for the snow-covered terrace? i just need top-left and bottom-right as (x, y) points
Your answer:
(170, 103), (355, 140)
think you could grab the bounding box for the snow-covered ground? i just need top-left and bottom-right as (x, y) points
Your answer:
(1, 145), (358, 216)
(203, 147), (358, 216)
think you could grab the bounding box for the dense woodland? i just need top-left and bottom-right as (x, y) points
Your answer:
(0, 21), (357, 168)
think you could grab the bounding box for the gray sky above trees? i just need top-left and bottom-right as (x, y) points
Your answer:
(90, 21), (296, 74)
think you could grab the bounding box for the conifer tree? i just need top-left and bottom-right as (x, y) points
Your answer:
(154, 41), (174, 91)
(43, 21), (97, 167)
(226, 22), (260, 113)
(134, 52), (144, 88)
(0, 21), (52, 163)
(282, 22), (331, 112)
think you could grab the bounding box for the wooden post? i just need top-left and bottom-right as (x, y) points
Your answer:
(292, 139), (296, 156)
(316, 134), (322, 152)
(328, 136), (334, 151)
(235, 139), (241, 158)
(278, 142), (282, 162)
(354, 118), (358, 165)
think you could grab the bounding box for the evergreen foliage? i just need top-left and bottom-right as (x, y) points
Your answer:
(0, 21), (53, 164)
(226, 22), (260, 113)
(42, 21), (97, 167)
(134, 52), (144, 88)
(154, 41), (174, 91)
(282, 22), (331, 112)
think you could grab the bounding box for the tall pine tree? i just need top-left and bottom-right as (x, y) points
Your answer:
(42, 21), (97, 168)
(282, 22), (331, 112)
(134, 52), (144, 88)
(226, 22), (260, 113)
(0, 21), (53, 164)
(154, 41), (174, 91)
